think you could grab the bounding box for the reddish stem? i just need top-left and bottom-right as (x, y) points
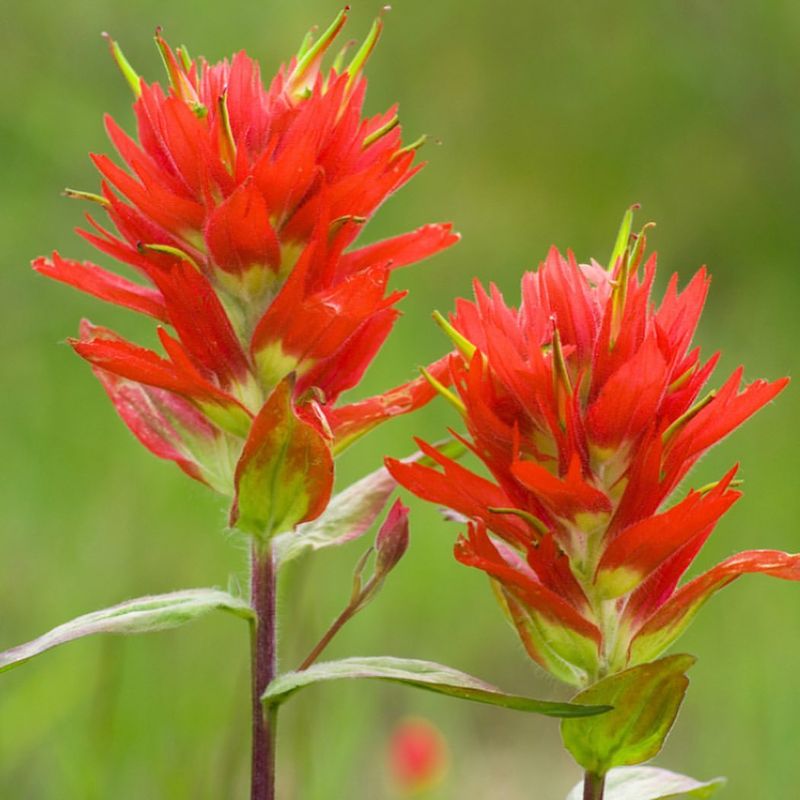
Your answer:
(297, 604), (357, 671)
(251, 541), (278, 800)
(583, 771), (605, 800)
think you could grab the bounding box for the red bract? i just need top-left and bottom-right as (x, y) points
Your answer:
(33, 10), (457, 537)
(387, 212), (792, 685)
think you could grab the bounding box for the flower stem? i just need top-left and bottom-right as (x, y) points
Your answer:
(251, 541), (278, 800)
(583, 771), (605, 800)
(297, 604), (356, 671)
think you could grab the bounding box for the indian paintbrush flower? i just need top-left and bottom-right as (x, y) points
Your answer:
(387, 210), (794, 687)
(33, 10), (458, 539)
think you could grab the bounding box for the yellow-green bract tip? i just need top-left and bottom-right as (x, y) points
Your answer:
(420, 366), (465, 415)
(102, 33), (142, 98)
(345, 15), (383, 89)
(362, 114), (400, 149)
(291, 6), (350, 87)
(432, 311), (476, 360)
(137, 242), (201, 271)
(608, 203), (639, 272)
(63, 188), (109, 207)
(662, 391), (717, 444)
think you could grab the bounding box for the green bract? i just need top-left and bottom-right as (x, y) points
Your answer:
(561, 654), (695, 775)
(231, 377), (333, 539)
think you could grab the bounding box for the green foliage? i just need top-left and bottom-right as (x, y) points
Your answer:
(264, 656), (611, 718)
(0, 589), (251, 674)
(561, 655), (694, 775)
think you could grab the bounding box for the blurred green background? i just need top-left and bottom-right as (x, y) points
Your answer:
(1, 1), (798, 797)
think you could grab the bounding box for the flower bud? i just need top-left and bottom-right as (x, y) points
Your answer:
(375, 500), (409, 577)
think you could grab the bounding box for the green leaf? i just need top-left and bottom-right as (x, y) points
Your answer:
(561, 654), (695, 775)
(0, 589), (252, 674)
(263, 656), (611, 718)
(273, 436), (467, 567)
(231, 377), (334, 539)
(566, 766), (725, 799)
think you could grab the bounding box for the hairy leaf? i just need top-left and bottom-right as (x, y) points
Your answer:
(263, 656), (610, 717)
(0, 589), (252, 674)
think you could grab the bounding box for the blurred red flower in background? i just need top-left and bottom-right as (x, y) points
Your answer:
(388, 211), (794, 685)
(388, 717), (449, 796)
(33, 9), (457, 536)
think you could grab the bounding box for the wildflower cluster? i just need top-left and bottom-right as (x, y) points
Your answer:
(34, 10), (457, 537)
(388, 214), (793, 685)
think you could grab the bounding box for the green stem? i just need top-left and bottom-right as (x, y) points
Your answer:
(250, 541), (278, 800)
(583, 771), (605, 800)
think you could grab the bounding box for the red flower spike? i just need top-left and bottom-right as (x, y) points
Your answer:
(231, 376), (333, 539)
(390, 213), (792, 684)
(34, 16), (456, 524)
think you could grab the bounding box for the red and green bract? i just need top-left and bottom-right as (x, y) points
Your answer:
(387, 217), (793, 686)
(33, 11), (457, 537)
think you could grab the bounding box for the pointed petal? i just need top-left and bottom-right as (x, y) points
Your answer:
(586, 334), (668, 447)
(512, 454), (611, 521)
(595, 470), (741, 599)
(296, 307), (399, 402)
(629, 550), (800, 664)
(338, 223), (459, 276)
(330, 357), (452, 452)
(73, 321), (251, 437)
(655, 267), (710, 360)
(90, 152), (203, 232)
(253, 265), (399, 387)
(663, 369), (789, 479)
(205, 179), (280, 272)
(386, 439), (529, 545)
(33, 253), (168, 322)
(148, 257), (252, 386)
